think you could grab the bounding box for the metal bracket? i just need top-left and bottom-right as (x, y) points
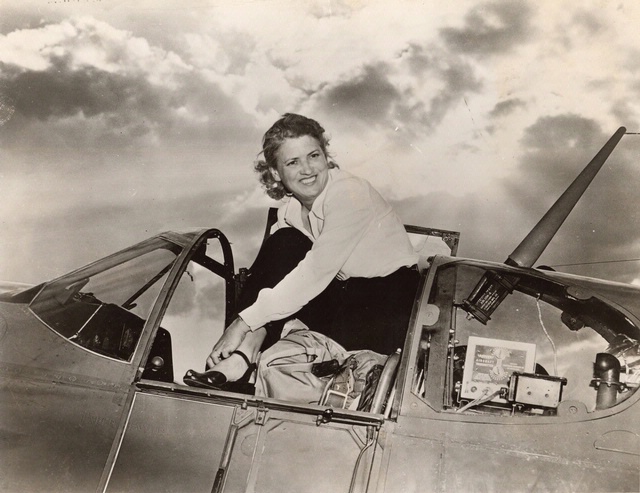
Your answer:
(255, 405), (269, 426)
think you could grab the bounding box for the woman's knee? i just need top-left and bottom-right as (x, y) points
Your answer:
(249, 228), (312, 282)
(262, 228), (312, 262)
(239, 228), (313, 312)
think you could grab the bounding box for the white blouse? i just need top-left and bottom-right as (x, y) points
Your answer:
(240, 168), (418, 330)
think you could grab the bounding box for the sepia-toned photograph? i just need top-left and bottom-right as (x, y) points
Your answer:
(1, 1), (639, 491)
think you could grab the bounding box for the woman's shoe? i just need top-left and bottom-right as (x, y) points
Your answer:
(183, 350), (257, 394)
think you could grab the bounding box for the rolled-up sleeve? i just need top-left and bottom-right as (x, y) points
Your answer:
(240, 177), (373, 329)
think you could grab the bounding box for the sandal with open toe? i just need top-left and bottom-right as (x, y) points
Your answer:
(183, 350), (257, 394)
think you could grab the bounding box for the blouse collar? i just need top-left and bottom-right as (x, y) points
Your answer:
(281, 168), (339, 237)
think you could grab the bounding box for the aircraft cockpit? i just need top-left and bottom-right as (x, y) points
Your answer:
(409, 259), (640, 419)
(3, 227), (640, 492)
(12, 222), (640, 423)
(17, 226), (640, 420)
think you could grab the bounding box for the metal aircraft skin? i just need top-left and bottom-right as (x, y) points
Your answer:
(1, 128), (639, 493)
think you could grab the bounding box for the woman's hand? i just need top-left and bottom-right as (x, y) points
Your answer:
(206, 317), (252, 368)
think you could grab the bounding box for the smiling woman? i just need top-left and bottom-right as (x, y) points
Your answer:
(184, 113), (421, 401)
(270, 135), (331, 212)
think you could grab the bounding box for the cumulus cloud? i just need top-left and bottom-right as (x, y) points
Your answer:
(5, 61), (159, 122)
(0, 17), (191, 84)
(313, 64), (401, 123)
(184, 31), (255, 76)
(440, 1), (533, 56)
(0, 13), (270, 283)
(570, 10), (606, 37)
(310, 43), (483, 136)
(489, 97), (527, 118)
(0, 17), (256, 157)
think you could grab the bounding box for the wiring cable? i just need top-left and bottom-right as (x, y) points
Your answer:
(536, 297), (558, 376)
(457, 388), (502, 413)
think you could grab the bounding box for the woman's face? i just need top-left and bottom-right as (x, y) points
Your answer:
(271, 135), (330, 209)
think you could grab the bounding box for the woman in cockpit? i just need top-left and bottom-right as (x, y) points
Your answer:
(185, 113), (419, 395)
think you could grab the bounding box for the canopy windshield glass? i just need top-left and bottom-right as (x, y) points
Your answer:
(30, 239), (181, 361)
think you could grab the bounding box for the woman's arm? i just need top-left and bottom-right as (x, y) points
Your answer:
(240, 176), (375, 329)
(207, 316), (252, 366)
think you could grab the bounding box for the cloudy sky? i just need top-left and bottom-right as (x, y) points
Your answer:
(1, 0), (639, 287)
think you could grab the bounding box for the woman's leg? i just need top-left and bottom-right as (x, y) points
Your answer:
(328, 266), (421, 354)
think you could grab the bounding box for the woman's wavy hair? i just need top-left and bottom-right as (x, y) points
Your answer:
(255, 113), (338, 200)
